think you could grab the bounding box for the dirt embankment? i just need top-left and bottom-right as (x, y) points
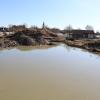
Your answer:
(0, 29), (64, 48)
(1, 29), (100, 54)
(65, 39), (100, 53)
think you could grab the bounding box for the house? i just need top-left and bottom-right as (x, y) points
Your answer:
(95, 32), (100, 39)
(64, 30), (95, 39)
(0, 27), (9, 32)
(0, 27), (15, 37)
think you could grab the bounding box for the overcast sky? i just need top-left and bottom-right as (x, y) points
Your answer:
(0, 0), (100, 31)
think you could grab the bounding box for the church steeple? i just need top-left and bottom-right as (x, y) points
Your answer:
(42, 22), (45, 29)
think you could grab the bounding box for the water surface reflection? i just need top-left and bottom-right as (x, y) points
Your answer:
(0, 44), (100, 100)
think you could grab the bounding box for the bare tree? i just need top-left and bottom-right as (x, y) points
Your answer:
(65, 25), (73, 31)
(85, 25), (94, 30)
(8, 24), (27, 32)
(29, 25), (38, 30)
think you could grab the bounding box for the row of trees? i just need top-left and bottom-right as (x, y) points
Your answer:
(8, 24), (27, 32)
(8, 24), (94, 32)
(65, 25), (94, 31)
(0, 24), (95, 32)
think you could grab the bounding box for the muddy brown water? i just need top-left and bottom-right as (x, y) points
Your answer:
(0, 44), (100, 100)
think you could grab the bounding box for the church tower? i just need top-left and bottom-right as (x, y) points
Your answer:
(42, 22), (45, 29)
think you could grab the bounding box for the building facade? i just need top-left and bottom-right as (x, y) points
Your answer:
(64, 30), (95, 39)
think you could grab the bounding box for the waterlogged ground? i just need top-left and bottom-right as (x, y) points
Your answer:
(0, 44), (100, 100)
